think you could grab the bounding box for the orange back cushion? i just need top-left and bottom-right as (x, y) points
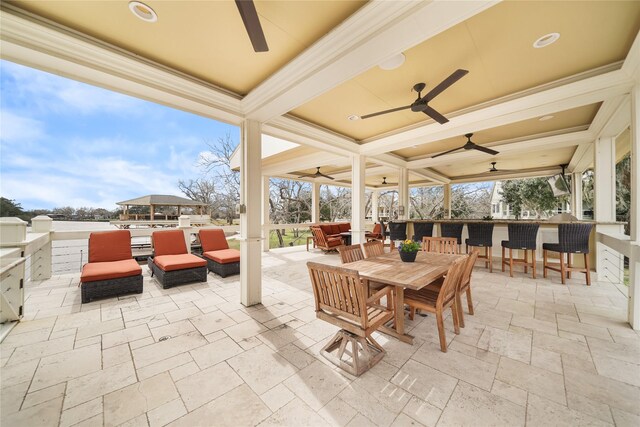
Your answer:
(319, 224), (332, 234)
(88, 230), (132, 263)
(338, 223), (350, 232)
(152, 230), (188, 256)
(372, 224), (381, 234)
(199, 229), (229, 252)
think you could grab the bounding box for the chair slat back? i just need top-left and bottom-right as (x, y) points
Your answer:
(307, 262), (367, 329)
(363, 241), (384, 258)
(311, 226), (329, 248)
(338, 244), (365, 264)
(437, 256), (466, 308)
(460, 250), (479, 291)
(422, 237), (459, 254)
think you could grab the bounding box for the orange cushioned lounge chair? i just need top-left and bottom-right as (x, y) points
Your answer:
(147, 230), (208, 289)
(80, 230), (143, 303)
(199, 229), (240, 277)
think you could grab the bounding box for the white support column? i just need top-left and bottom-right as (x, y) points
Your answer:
(351, 155), (366, 244)
(594, 136), (623, 284)
(443, 184), (452, 219)
(571, 172), (583, 220)
(262, 176), (270, 252)
(398, 167), (409, 220)
(629, 84), (640, 329)
(177, 215), (191, 254)
(240, 120), (262, 306)
(312, 182), (321, 224)
(372, 190), (380, 223)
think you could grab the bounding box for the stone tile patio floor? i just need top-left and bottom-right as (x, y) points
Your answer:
(1, 246), (639, 427)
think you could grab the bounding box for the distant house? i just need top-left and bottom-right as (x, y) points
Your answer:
(490, 181), (570, 219)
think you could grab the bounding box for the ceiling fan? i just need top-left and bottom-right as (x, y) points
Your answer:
(380, 177), (396, 186)
(235, 0), (269, 52)
(298, 167), (334, 180)
(358, 69), (469, 124)
(488, 162), (516, 173)
(432, 133), (499, 158)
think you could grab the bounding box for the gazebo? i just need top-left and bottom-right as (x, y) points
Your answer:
(116, 194), (208, 222)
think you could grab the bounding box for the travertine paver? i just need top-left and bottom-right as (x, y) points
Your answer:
(1, 246), (638, 426)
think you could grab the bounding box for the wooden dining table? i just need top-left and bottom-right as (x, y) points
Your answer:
(346, 251), (465, 344)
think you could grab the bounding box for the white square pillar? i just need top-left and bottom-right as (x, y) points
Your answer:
(312, 182), (321, 224)
(571, 172), (583, 220)
(398, 167), (409, 220)
(629, 84), (640, 329)
(240, 120), (262, 306)
(262, 176), (270, 252)
(351, 155), (366, 244)
(443, 184), (452, 219)
(371, 190), (380, 223)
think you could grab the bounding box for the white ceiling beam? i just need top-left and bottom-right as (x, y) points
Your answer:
(588, 95), (629, 138)
(412, 168), (451, 184)
(406, 130), (593, 169)
(264, 116), (358, 156)
(262, 152), (348, 176)
(450, 166), (563, 184)
(568, 143), (593, 173)
(621, 28), (640, 81)
(0, 6), (244, 125)
(242, 0), (499, 122)
(360, 67), (635, 156)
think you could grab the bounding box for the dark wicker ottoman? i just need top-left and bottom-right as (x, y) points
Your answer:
(147, 257), (208, 289)
(81, 274), (143, 303)
(205, 257), (240, 278)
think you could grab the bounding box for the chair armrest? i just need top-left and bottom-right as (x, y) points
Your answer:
(367, 285), (394, 304)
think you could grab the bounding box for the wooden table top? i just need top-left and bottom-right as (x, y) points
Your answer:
(346, 251), (465, 290)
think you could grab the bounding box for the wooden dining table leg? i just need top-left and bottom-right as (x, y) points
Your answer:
(378, 285), (414, 344)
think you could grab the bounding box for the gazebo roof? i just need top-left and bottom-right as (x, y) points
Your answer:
(116, 195), (207, 207)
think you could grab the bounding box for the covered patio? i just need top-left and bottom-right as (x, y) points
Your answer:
(1, 1), (639, 426)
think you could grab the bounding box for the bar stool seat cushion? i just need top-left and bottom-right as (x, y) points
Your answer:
(466, 238), (490, 247)
(501, 240), (536, 250)
(542, 243), (562, 252)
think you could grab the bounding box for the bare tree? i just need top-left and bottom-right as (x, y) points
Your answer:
(178, 178), (215, 215)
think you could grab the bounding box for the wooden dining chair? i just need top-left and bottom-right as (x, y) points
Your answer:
(422, 237), (459, 254)
(404, 256), (466, 352)
(338, 244), (365, 264)
(307, 262), (395, 376)
(362, 241), (384, 258)
(428, 250), (479, 328)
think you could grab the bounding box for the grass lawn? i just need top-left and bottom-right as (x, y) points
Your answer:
(223, 228), (312, 251)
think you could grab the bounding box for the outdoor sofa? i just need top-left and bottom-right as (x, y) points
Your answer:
(80, 230), (143, 303)
(199, 229), (240, 277)
(148, 229), (207, 289)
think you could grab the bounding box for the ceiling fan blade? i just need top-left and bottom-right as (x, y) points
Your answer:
(472, 145), (500, 156)
(360, 105), (411, 120)
(432, 146), (464, 158)
(297, 174), (315, 178)
(424, 69), (469, 102)
(235, 0), (269, 52)
(422, 105), (449, 124)
(317, 173), (335, 180)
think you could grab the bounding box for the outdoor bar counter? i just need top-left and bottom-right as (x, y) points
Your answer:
(389, 219), (625, 270)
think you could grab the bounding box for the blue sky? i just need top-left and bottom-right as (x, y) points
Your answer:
(0, 60), (240, 210)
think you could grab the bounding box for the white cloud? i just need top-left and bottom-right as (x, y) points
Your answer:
(0, 110), (45, 143)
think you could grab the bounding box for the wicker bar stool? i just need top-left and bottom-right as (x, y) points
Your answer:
(412, 222), (434, 242)
(388, 222), (407, 251)
(466, 222), (494, 273)
(440, 223), (464, 249)
(501, 224), (539, 278)
(543, 223), (593, 285)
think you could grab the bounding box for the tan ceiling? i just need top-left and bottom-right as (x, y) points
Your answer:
(394, 103), (600, 160)
(8, 0), (365, 95)
(434, 146), (577, 179)
(291, 1), (640, 140)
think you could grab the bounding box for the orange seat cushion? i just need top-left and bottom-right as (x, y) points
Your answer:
(88, 230), (132, 263)
(152, 230), (187, 256)
(153, 254), (206, 272)
(338, 223), (350, 232)
(326, 237), (343, 247)
(199, 229), (229, 252)
(81, 259), (142, 283)
(203, 249), (241, 264)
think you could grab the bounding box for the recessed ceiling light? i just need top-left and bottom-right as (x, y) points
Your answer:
(129, 1), (157, 22)
(539, 115), (554, 121)
(379, 53), (406, 71)
(533, 32), (560, 48)
(348, 115), (360, 121)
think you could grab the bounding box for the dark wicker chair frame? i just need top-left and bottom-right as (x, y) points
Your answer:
(388, 222), (407, 251)
(466, 223), (495, 273)
(543, 223), (593, 285)
(147, 258), (207, 289)
(440, 223), (464, 245)
(412, 222), (434, 242)
(82, 275), (143, 304)
(501, 224), (539, 278)
(205, 256), (240, 278)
